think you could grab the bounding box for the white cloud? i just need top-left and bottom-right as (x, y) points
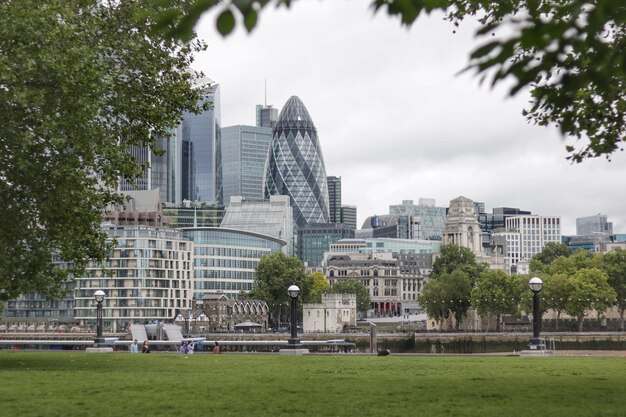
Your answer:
(194, 0), (626, 236)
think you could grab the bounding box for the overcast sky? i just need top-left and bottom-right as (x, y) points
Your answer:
(193, 0), (625, 236)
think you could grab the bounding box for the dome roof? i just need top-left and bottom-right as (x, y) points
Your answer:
(275, 96), (316, 131)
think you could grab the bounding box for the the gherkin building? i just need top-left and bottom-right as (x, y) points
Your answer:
(264, 96), (330, 227)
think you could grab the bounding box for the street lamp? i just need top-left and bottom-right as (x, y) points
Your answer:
(94, 290), (106, 346)
(287, 285), (301, 347)
(278, 284), (308, 354)
(528, 277), (545, 350)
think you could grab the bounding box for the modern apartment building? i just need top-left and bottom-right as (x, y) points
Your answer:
(73, 225), (194, 333)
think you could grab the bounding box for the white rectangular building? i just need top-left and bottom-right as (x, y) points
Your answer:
(303, 293), (356, 333)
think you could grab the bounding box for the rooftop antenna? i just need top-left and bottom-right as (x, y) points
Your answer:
(264, 77), (267, 107)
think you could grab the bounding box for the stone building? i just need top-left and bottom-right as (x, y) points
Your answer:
(443, 196), (483, 254)
(303, 293), (356, 333)
(188, 294), (269, 332)
(324, 251), (431, 318)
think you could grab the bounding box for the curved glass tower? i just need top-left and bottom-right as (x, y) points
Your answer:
(264, 96), (330, 227)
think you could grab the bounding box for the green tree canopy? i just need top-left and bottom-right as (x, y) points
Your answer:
(420, 269), (472, 330)
(564, 268), (616, 332)
(531, 242), (572, 269)
(539, 250), (602, 276)
(471, 269), (522, 331)
(541, 273), (572, 332)
(0, 0), (205, 300)
(602, 248), (626, 330)
(249, 252), (309, 323)
(330, 279), (371, 314)
(158, 0), (626, 163)
(431, 243), (485, 284)
(306, 271), (330, 304)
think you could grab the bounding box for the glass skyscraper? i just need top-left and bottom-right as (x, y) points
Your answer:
(264, 96), (330, 228)
(221, 125), (273, 205)
(125, 74), (222, 206)
(181, 75), (222, 205)
(327, 176), (342, 224)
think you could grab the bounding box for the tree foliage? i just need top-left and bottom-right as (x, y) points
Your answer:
(420, 269), (472, 330)
(602, 248), (626, 330)
(531, 242), (571, 268)
(306, 271), (330, 304)
(564, 268), (616, 332)
(431, 243), (485, 284)
(331, 279), (371, 314)
(471, 269), (521, 331)
(541, 273), (572, 332)
(0, 0), (206, 300)
(248, 252), (309, 323)
(158, 0), (626, 163)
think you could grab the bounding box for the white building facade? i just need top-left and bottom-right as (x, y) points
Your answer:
(497, 215), (562, 273)
(74, 225), (194, 332)
(303, 293), (356, 333)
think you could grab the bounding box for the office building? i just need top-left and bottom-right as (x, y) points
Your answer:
(386, 199), (447, 240)
(576, 214), (613, 236)
(182, 227), (286, 300)
(327, 176), (342, 224)
(340, 205), (357, 230)
(297, 223), (355, 267)
(221, 125), (273, 205)
(256, 104), (278, 128)
(118, 74), (222, 205)
(162, 201), (225, 228)
(220, 195), (295, 255)
(494, 215), (562, 273)
(264, 96), (330, 227)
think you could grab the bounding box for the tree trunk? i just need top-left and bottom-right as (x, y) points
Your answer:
(577, 315), (584, 332)
(455, 313), (462, 331)
(555, 310), (561, 332)
(620, 307), (625, 332)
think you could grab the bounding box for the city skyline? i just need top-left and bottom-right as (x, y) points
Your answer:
(194, 1), (626, 235)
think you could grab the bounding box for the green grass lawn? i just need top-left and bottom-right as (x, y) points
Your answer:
(0, 352), (624, 417)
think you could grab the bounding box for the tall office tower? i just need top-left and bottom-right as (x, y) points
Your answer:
(118, 146), (151, 192)
(221, 125), (273, 206)
(256, 104), (278, 128)
(264, 96), (330, 228)
(576, 214), (613, 235)
(119, 74), (222, 206)
(327, 176), (342, 224)
(181, 75), (222, 205)
(340, 205), (357, 230)
(388, 199), (447, 240)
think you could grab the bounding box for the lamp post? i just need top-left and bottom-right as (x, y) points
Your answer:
(287, 285), (301, 347)
(278, 284), (308, 355)
(528, 277), (545, 350)
(94, 290), (106, 346)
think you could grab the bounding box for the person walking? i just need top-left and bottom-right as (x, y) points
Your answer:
(212, 341), (220, 354)
(142, 340), (151, 353)
(130, 339), (139, 354)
